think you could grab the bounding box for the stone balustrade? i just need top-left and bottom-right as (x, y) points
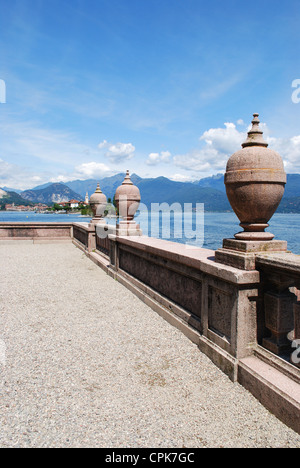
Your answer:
(255, 253), (300, 367)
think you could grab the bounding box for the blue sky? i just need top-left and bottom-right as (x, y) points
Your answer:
(0, 0), (300, 190)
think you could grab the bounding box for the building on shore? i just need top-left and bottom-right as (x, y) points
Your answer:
(58, 198), (89, 209)
(5, 203), (49, 212)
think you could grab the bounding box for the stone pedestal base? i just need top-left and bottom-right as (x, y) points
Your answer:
(116, 221), (142, 237)
(89, 217), (106, 228)
(215, 239), (288, 271)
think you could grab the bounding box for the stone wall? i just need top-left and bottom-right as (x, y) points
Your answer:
(0, 222), (73, 241)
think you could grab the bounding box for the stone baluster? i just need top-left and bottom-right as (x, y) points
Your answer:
(263, 287), (295, 355)
(255, 260), (298, 358)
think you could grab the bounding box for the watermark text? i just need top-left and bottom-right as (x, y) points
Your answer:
(95, 201), (205, 249)
(292, 79), (300, 104)
(291, 339), (300, 365)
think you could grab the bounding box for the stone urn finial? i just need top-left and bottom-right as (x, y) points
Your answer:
(225, 113), (287, 241)
(89, 183), (107, 224)
(115, 170), (141, 221)
(241, 113), (269, 148)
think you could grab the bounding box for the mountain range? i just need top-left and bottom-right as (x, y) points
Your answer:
(1, 173), (300, 213)
(20, 183), (82, 205)
(0, 189), (33, 209)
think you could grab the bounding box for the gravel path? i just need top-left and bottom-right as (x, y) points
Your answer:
(0, 242), (299, 448)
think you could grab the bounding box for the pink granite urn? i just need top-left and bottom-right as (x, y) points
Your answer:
(115, 170), (141, 222)
(225, 114), (286, 241)
(89, 183), (107, 224)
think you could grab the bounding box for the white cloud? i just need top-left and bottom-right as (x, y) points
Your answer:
(74, 162), (112, 179)
(200, 122), (245, 154)
(266, 134), (300, 173)
(251, 122), (300, 171)
(173, 150), (215, 172)
(174, 122), (246, 174)
(174, 144), (228, 173)
(173, 119), (300, 176)
(0, 159), (51, 191)
(0, 158), (113, 190)
(98, 140), (108, 149)
(146, 151), (171, 166)
(146, 153), (160, 166)
(98, 140), (135, 163)
(169, 173), (197, 183)
(50, 175), (73, 184)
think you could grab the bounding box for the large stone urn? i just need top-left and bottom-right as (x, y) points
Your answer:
(115, 170), (142, 236)
(225, 113), (286, 241)
(115, 170), (141, 221)
(215, 113), (287, 270)
(89, 183), (107, 225)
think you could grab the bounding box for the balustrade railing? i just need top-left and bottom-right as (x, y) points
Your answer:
(73, 224), (89, 249)
(256, 254), (300, 368)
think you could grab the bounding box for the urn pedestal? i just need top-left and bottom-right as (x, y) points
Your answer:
(215, 114), (287, 270)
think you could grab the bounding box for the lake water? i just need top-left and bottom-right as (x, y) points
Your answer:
(1, 210), (300, 254)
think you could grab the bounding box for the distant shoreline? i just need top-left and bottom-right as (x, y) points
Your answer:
(2, 209), (300, 215)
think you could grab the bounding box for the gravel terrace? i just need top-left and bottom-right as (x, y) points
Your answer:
(0, 241), (299, 448)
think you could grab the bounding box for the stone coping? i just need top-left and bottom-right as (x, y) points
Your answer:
(0, 222), (74, 240)
(256, 252), (300, 275)
(0, 222), (74, 226)
(73, 222), (116, 232)
(115, 235), (260, 285)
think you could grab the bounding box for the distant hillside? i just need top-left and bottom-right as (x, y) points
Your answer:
(21, 183), (83, 205)
(0, 189), (33, 209)
(10, 172), (300, 213)
(277, 196), (300, 213)
(195, 173), (226, 193)
(0, 188), (7, 199)
(282, 174), (300, 198)
(193, 172), (300, 213)
(29, 182), (53, 191)
(64, 173), (143, 199)
(61, 174), (230, 211)
(136, 177), (231, 211)
(2, 186), (23, 194)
